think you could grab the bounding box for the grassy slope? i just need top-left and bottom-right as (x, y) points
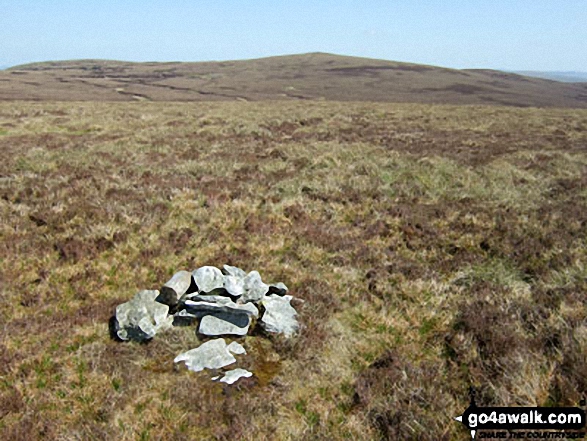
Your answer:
(1, 53), (587, 108)
(0, 101), (586, 440)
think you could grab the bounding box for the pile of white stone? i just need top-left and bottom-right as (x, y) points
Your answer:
(113, 265), (299, 384)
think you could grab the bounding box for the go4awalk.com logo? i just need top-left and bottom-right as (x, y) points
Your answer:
(454, 388), (586, 439)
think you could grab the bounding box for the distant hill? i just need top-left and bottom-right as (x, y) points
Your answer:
(1, 53), (586, 107)
(513, 71), (587, 83)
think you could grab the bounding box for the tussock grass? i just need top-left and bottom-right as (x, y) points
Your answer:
(0, 101), (586, 439)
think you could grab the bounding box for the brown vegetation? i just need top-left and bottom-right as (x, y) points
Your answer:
(1, 53), (587, 108)
(0, 101), (586, 439)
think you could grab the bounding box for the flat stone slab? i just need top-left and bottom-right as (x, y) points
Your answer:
(184, 296), (259, 318)
(218, 368), (253, 385)
(185, 293), (230, 303)
(174, 338), (244, 372)
(260, 294), (299, 338)
(199, 313), (250, 336)
(115, 290), (173, 341)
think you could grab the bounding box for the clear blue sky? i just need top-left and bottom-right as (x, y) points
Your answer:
(1, 0), (586, 71)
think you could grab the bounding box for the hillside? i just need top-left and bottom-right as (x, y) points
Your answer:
(1, 53), (587, 107)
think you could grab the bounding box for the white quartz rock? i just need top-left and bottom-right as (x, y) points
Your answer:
(115, 290), (173, 341)
(174, 339), (240, 372)
(224, 275), (246, 298)
(222, 264), (247, 279)
(219, 368), (253, 385)
(227, 341), (246, 355)
(158, 270), (193, 306)
(193, 266), (225, 294)
(242, 271), (269, 303)
(260, 294), (299, 338)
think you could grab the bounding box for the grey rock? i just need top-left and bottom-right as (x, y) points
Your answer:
(242, 271), (269, 303)
(193, 266), (225, 294)
(223, 264), (247, 279)
(115, 290), (174, 341)
(184, 293), (229, 303)
(268, 282), (289, 296)
(260, 294), (299, 338)
(184, 297), (259, 318)
(199, 313), (250, 336)
(157, 270), (193, 307)
(174, 338), (239, 372)
(224, 275), (245, 298)
(227, 341), (246, 355)
(219, 368), (253, 385)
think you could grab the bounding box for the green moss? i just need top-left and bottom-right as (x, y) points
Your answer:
(419, 317), (438, 338)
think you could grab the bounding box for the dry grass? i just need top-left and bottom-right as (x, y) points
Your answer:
(1, 53), (587, 108)
(0, 101), (586, 440)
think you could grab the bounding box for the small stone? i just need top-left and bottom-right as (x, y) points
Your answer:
(199, 313), (250, 336)
(268, 282), (288, 296)
(227, 341), (246, 355)
(224, 275), (245, 298)
(242, 271), (269, 303)
(219, 368), (253, 385)
(223, 264), (247, 279)
(193, 266), (225, 294)
(157, 270), (193, 307)
(115, 290), (173, 341)
(174, 338), (239, 372)
(260, 294), (299, 338)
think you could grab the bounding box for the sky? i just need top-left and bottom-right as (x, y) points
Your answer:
(1, 0), (586, 71)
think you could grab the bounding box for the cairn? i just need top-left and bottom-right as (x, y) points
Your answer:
(113, 264), (299, 384)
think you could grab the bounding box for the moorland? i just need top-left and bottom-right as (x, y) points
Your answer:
(1, 53), (587, 108)
(0, 54), (586, 440)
